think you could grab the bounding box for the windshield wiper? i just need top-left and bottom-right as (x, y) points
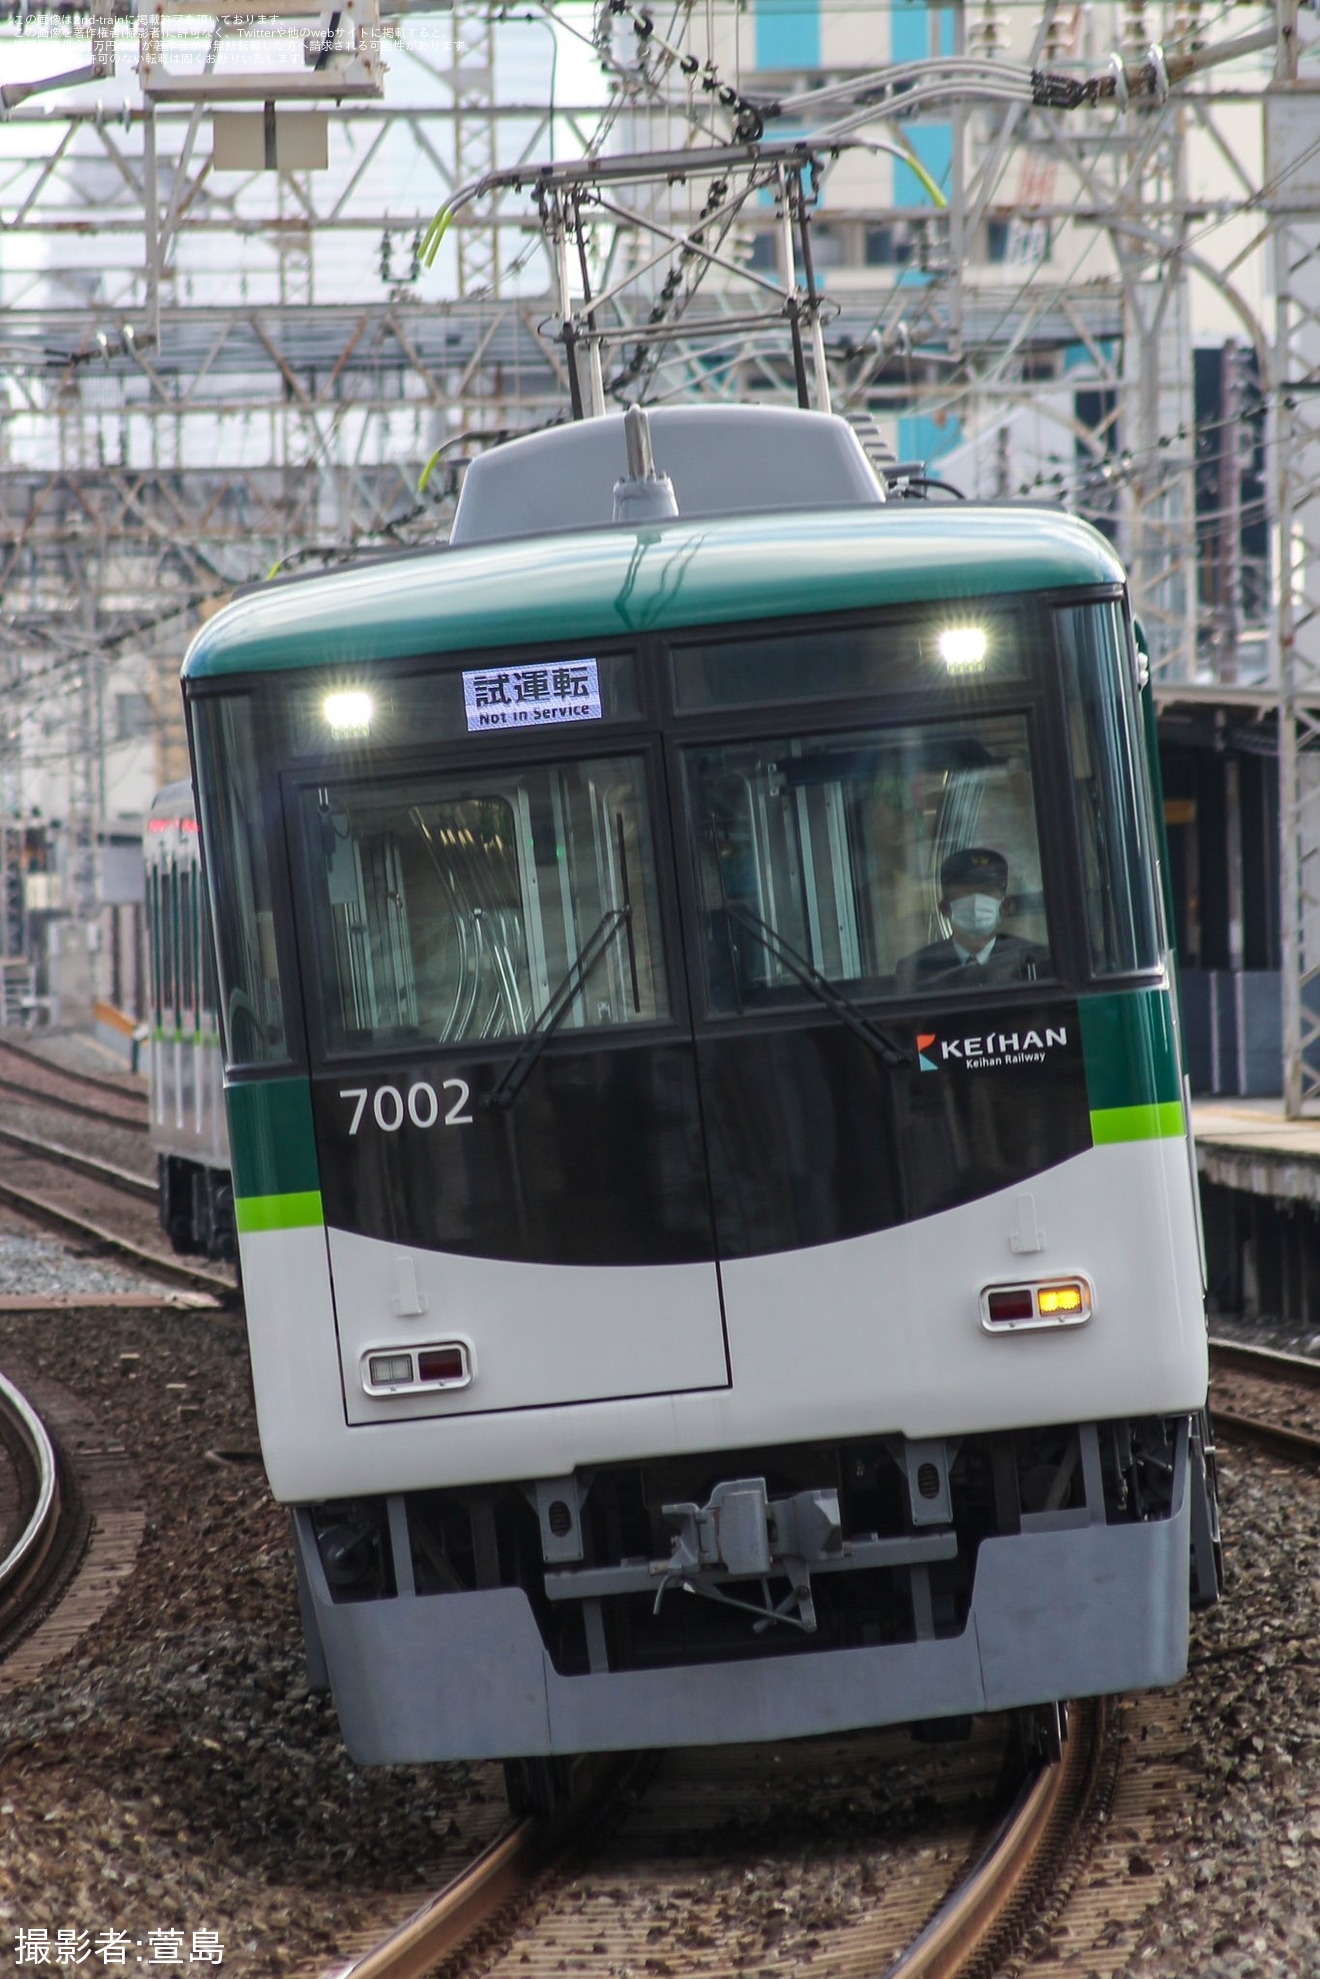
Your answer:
(723, 904), (911, 1068)
(485, 907), (632, 1111)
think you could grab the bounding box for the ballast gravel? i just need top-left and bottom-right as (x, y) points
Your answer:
(1083, 1444), (1320, 1979)
(0, 1302), (507, 1977)
(0, 1233), (167, 1302)
(1017, 1407), (1320, 1979)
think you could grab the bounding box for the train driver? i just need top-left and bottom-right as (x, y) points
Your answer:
(896, 846), (1045, 990)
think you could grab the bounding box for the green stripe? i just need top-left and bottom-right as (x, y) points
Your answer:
(226, 1077), (321, 1200)
(183, 509), (1123, 680)
(235, 1190), (324, 1233)
(1079, 987), (1182, 1113)
(1090, 1101), (1184, 1144)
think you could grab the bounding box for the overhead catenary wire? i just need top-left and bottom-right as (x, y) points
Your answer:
(0, 3), (1292, 761)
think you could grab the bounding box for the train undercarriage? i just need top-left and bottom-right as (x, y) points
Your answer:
(291, 1412), (1219, 1764)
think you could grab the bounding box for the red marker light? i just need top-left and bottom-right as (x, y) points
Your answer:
(986, 1289), (1035, 1325)
(418, 1346), (466, 1383)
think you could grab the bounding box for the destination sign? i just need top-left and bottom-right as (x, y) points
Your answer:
(463, 659), (602, 731)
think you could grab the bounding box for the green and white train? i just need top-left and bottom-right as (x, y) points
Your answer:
(144, 782), (234, 1262)
(180, 405), (1219, 1781)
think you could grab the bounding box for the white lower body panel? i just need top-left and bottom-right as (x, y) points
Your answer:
(327, 1230), (730, 1425)
(242, 1136), (1207, 1503)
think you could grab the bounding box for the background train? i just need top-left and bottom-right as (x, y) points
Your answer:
(178, 403), (1219, 1789)
(143, 781), (234, 1262)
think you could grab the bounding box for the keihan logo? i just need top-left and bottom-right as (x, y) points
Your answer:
(915, 1025), (1068, 1072)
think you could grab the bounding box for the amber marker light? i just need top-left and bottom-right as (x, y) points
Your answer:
(981, 1276), (1093, 1333)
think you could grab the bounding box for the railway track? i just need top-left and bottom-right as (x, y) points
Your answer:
(0, 1369), (65, 1647)
(327, 1757), (638, 1979)
(325, 1706), (1109, 1979)
(0, 1123), (157, 1202)
(0, 1168), (235, 1297)
(0, 1033), (147, 1106)
(1208, 1336), (1320, 1465)
(0, 1038), (148, 1134)
(0, 1079), (234, 1300)
(884, 1701), (1106, 1977)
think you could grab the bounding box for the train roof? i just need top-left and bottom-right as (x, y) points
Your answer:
(147, 779), (196, 820)
(182, 503), (1125, 684)
(447, 405), (886, 544)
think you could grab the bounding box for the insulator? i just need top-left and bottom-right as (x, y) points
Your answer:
(974, 0), (1010, 58)
(1171, 0), (1203, 50)
(1042, 5), (1071, 64)
(1122, 0), (1149, 60)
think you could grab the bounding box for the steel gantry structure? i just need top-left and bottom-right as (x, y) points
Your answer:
(1, 0), (1319, 1091)
(1269, 0), (1320, 1108)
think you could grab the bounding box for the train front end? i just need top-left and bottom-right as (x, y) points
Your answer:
(182, 409), (1213, 1766)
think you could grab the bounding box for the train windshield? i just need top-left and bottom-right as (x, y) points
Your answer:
(683, 713), (1052, 1013)
(190, 695), (290, 1065)
(297, 755), (669, 1055)
(1057, 598), (1161, 975)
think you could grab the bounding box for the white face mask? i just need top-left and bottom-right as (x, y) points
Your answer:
(949, 892), (1002, 940)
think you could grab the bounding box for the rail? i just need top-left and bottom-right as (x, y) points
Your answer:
(1208, 1337), (1320, 1389)
(326, 1757), (639, 1979)
(328, 1821), (538, 1979)
(0, 1033), (147, 1106)
(0, 1070), (147, 1134)
(0, 1370), (60, 1598)
(0, 1040), (147, 1133)
(0, 1123), (156, 1200)
(330, 1712), (1108, 1979)
(882, 1698), (1104, 1978)
(1208, 1338), (1320, 1465)
(0, 1176), (235, 1299)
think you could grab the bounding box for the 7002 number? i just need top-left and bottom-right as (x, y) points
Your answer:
(340, 1080), (473, 1134)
